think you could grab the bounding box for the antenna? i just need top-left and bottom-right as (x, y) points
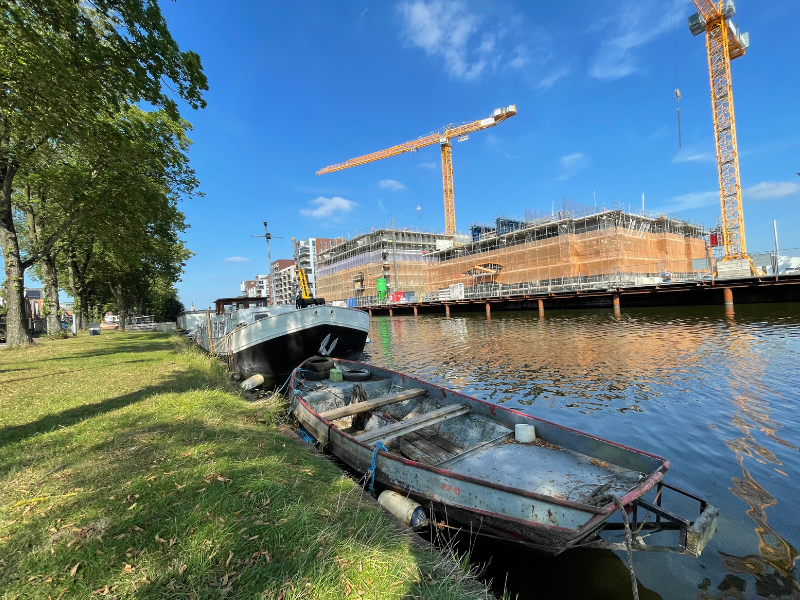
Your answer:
(252, 222), (283, 305)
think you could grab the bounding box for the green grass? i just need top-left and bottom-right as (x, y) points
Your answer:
(0, 332), (492, 599)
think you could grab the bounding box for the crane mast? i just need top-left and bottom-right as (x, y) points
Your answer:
(688, 0), (751, 266)
(317, 106), (516, 236)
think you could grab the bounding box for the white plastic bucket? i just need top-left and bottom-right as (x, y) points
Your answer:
(515, 424), (537, 443)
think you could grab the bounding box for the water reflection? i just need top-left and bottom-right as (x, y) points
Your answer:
(364, 305), (800, 599)
(700, 315), (800, 599)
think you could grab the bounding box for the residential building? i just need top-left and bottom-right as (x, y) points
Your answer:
(271, 259), (297, 306)
(240, 280), (257, 297)
(293, 237), (340, 298)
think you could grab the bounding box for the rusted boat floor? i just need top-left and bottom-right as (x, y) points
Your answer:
(445, 441), (643, 503)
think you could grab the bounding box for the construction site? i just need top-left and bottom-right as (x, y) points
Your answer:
(310, 3), (800, 313)
(315, 201), (710, 305)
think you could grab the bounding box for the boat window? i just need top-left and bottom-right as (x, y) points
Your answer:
(252, 313), (270, 322)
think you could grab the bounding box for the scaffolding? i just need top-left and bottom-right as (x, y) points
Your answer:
(315, 228), (451, 301)
(316, 205), (708, 301)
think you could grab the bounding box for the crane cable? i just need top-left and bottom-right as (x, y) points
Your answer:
(671, 0), (682, 148)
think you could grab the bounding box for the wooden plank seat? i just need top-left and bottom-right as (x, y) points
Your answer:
(318, 388), (427, 421)
(355, 404), (471, 444)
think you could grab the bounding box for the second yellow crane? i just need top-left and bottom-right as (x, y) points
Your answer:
(317, 105), (517, 235)
(687, 0), (753, 273)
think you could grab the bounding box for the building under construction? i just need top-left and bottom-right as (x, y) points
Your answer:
(316, 204), (708, 303)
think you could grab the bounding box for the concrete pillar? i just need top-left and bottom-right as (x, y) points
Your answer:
(723, 288), (733, 307)
(413, 306), (418, 316)
(389, 308), (393, 316)
(445, 304), (450, 318)
(485, 302), (491, 317)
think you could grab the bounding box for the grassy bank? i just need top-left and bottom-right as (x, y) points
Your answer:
(0, 332), (491, 599)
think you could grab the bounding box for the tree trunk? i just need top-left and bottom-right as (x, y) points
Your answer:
(110, 284), (126, 332)
(0, 169), (31, 346)
(41, 253), (61, 333)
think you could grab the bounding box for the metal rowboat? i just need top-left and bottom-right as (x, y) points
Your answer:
(290, 359), (718, 556)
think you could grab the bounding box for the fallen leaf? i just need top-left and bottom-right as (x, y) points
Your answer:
(170, 538), (176, 546)
(226, 551), (233, 567)
(122, 563), (136, 574)
(155, 534), (166, 543)
(69, 562), (81, 577)
(316, 550), (323, 559)
(248, 535), (259, 541)
(178, 564), (187, 576)
(92, 585), (110, 595)
(127, 503), (137, 510)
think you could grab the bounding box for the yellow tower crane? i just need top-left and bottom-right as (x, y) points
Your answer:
(687, 0), (755, 273)
(317, 105), (517, 236)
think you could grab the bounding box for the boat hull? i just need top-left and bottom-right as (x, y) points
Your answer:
(291, 360), (668, 555)
(227, 323), (368, 377)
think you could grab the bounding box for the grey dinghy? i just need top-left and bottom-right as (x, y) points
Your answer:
(290, 359), (719, 556)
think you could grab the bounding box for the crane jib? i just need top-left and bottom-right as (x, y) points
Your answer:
(315, 105), (517, 236)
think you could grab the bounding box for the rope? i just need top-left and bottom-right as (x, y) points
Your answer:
(613, 496), (640, 600)
(367, 441), (389, 496)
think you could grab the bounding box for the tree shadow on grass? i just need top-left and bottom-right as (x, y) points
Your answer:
(27, 337), (177, 363)
(0, 367), (213, 451)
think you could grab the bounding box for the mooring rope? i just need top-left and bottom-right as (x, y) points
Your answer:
(613, 496), (640, 600)
(367, 441), (389, 496)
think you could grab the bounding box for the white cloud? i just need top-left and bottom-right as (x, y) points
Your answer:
(299, 196), (356, 218)
(398, 0), (532, 81)
(399, 0), (486, 80)
(418, 161), (438, 170)
(556, 153), (589, 180)
(673, 148), (715, 163)
(224, 256), (249, 263)
(378, 179), (407, 191)
(536, 67), (570, 91)
(589, 0), (677, 80)
(507, 45), (529, 69)
(657, 190), (719, 213)
(743, 181), (800, 201)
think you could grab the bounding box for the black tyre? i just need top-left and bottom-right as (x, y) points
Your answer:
(304, 356), (334, 372)
(304, 369), (330, 381)
(342, 368), (370, 382)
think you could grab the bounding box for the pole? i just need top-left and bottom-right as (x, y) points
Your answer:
(642, 193), (645, 214)
(263, 222), (274, 305)
(773, 220), (780, 275)
(391, 217), (399, 292)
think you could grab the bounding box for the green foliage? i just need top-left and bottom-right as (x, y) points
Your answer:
(0, 0), (207, 345)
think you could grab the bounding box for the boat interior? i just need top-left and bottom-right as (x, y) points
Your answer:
(296, 371), (650, 505)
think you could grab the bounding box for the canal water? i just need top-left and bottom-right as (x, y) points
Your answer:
(361, 303), (800, 600)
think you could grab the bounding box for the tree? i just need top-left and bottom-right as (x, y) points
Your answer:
(0, 0), (207, 346)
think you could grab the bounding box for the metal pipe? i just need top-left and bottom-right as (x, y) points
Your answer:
(773, 220), (780, 275)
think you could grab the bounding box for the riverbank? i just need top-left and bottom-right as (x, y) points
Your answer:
(0, 332), (492, 599)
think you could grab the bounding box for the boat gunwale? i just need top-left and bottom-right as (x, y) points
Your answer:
(291, 360), (669, 519)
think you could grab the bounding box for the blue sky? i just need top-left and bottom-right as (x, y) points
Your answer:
(154, 0), (800, 310)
